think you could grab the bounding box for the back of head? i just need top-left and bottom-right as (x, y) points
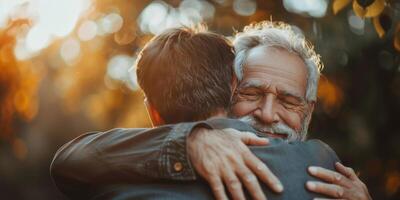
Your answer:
(136, 26), (235, 123)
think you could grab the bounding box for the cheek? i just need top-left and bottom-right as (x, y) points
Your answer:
(231, 101), (256, 117)
(279, 109), (304, 131)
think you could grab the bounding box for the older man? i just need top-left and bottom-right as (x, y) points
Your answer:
(51, 21), (371, 200)
(230, 21), (370, 199)
(187, 21), (370, 199)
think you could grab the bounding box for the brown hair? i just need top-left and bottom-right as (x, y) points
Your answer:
(136, 26), (235, 123)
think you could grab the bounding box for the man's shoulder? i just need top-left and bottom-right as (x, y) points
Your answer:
(268, 138), (333, 150)
(289, 139), (339, 160)
(271, 139), (339, 160)
(204, 118), (256, 132)
(250, 138), (340, 167)
(288, 139), (330, 149)
(304, 139), (340, 163)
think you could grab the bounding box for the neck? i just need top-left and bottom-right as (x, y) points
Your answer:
(207, 109), (227, 120)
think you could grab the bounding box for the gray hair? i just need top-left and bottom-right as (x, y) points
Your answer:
(233, 21), (323, 102)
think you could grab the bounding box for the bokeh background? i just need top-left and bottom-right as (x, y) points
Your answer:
(0, 0), (399, 199)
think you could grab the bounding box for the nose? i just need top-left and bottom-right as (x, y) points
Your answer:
(254, 94), (279, 125)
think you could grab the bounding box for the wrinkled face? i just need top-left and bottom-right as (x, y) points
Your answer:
(230, 46), (313, 141)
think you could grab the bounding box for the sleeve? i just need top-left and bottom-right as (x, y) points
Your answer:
(50, 122), (212, 198)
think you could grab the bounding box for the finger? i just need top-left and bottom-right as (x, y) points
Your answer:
(243, 148), (283, 193)
(222, 128), (269, 146)
(308, 166), (352, 188)
(207, 176), (229, 200)
(306, 181), (344, 198)
(222, 168), (246, 200)
(335, 162), (358, 181)
(239, 131), (269, 146)
(235, 163), (266, 200)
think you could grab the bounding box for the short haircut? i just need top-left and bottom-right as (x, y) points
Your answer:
(233, 21), (323, 102)
(136, 26), (235, 123)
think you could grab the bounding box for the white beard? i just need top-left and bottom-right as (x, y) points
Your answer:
(237, 115), (305, 142)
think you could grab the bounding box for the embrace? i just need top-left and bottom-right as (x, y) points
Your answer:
(51, 21), (372, 200)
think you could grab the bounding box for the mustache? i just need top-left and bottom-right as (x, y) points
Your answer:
(237, 115), (298, 140)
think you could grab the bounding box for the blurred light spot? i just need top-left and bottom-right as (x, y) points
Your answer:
(283, 0), (328, 18)
(317, 78), (344, 114)
(385, 171), (400, 196)
(99, 13), (123, 34)
(14, 38), (37, 60)
(107, 55), (134, 80)
(0, 0), (29, 29)
(348, 15), (365, 29)
(164, 9), (182, 31)
(107, 55), (138, 90)
(12, 138), (28, 160)
(233, 0), (257, 16)
(213, 0), (228, 6)
(36, 0), (91, 37)
(95, 16), (106, 36)
(60, 38), (81, 64)
(78, 20), (98, 41)
(180, 0), (215, 20)
(138, 0), (214, 35)
(3, 0), (91, 56)
(25, 25), (51, 51)
(348, 10), (365, 35)
(178, 7), (202, 27)
(138, 1), (169, 35)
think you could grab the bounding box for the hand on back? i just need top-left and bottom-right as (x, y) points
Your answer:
(187, 128), (283, 200)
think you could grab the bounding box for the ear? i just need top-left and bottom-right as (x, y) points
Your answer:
(144, 98), (165, 127)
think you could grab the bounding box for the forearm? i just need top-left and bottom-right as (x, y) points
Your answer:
(50, 122), (210, 196)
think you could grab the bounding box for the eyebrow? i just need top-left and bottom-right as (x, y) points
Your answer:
(238, 80), (269, 90)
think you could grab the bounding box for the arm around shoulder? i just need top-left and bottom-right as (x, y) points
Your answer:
(50, 122), (211, 196)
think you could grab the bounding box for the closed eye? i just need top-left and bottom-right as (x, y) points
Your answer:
(278, 96), (305, 109)
(237, 88), (263, 101)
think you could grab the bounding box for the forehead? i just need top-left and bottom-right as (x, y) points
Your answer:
(241, 46), (308, 95)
